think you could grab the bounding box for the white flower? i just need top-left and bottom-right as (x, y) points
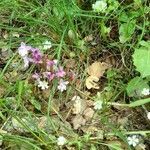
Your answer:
(57, 79), (69, 92)
(94, 101), (103, 110)
(147, 112), (150, 120)
(37, 80), (49, 90)
(72, 95), (81, 101)
(92, 0), (107, 13)
(43, 40), (52, 50)
(57, 136), (67, 146)
(18, 42), (31, 57)
(141, 88), (150, 96)
(23, 56), (30, 69)
(53, 59), (58, 65)
(127, 135), (140, 147)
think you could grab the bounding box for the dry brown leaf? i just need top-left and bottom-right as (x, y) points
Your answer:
(38, 116), (47, 129)
(84, 34), (93, 42)
(72, 114), (86, 129)
(64, 59), (76, 69)
(86, 100), (94, 107)
(72, 96), (87, 114)
(81, 126), (98, 134)
(87, 62), (109, 78)
(83, 108), (94, 121)
(85, 76), (99, 89)
(135, 143), (146, 150)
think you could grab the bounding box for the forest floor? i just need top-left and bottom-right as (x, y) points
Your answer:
(0, 0), (150, 150)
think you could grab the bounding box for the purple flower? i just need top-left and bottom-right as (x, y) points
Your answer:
(57, 79), (69, 92)
(18, 42), (31, 57)
(30, 48), (42, 64)
(55, 67), (66, 78)
(43, 72), (55, 81)
(47, 60), (55, 67)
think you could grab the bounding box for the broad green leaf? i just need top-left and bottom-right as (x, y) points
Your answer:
(29, 97), (41, 110)
(119, 12), (128, 22)
(133, 44), (150, 78)
(129, 98), (150, 107)
(119, 20), (136, 43)
(126, 76), (149, 97)
(139, 40), (150, 48)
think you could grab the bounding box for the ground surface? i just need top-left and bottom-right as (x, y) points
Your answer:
(0, 0), (150, 150)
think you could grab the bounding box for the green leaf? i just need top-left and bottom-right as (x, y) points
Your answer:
(29, 97), (41, 110)
(119, 12), (129, 22)
(129, 98), (150, 107)
(139, 40), (150, 48)
(119, 20), (136, 43)
(133, 43), (150, 78)
(126, 76), (149, 97)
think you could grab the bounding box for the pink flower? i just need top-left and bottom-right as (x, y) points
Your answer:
(18, 42), (31, 57)
(55, 67), (66, 78)
(43, 72), (55, 81)
(47, 60), (55, 67)
(46, 59), (58, 70)
(57, 79), (69, 92)
(32, 72), (40, 79)
(30, 48), (42, 64)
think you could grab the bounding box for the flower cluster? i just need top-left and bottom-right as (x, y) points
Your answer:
(18, 42), (42, 68)
(18, 42), (69, 92)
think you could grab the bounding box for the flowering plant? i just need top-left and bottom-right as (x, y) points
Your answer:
(18, 42), (70, 92)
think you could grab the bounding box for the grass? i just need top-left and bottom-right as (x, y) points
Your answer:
(0, 0), (150, 149)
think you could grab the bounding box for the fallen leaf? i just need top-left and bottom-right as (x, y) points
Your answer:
(72, 114), (86, 129)
(83, 108), (94, 121)
(87, 62), (109, 78)
(64, 59), (76, 69)
(38, 116), (47, 129)
(135, 143), (146, 150)
(12, 32), (20, 38)
(81, 126), (98, 134)
(84, 34), (93, 42)
(72, 96), (87, 114)
(85, 76), (99, 89)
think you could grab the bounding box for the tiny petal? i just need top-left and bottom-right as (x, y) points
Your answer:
(127, 135), (140, 147)
(94, 101), (103, 110)
(43, 40), (52, 50)
(53, 59), (58, 65)
(57, 79), (69, 92)
(37, 80), (49, 90)
(147, 112), (150, 120)
(92, 0), (107, 13)
(43, 72), (55, 81)
(23, 56), (30, 69)
(141, 88), (150, 96)
(47, 60), (55, 67)
(31, 48), (42, 64)
(72, 95), (81, 101)
(18, 42), (31, 57)
(55, 67), (66, 78)
(32, 73), (40, 79)
(57, 136), (67, 146)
